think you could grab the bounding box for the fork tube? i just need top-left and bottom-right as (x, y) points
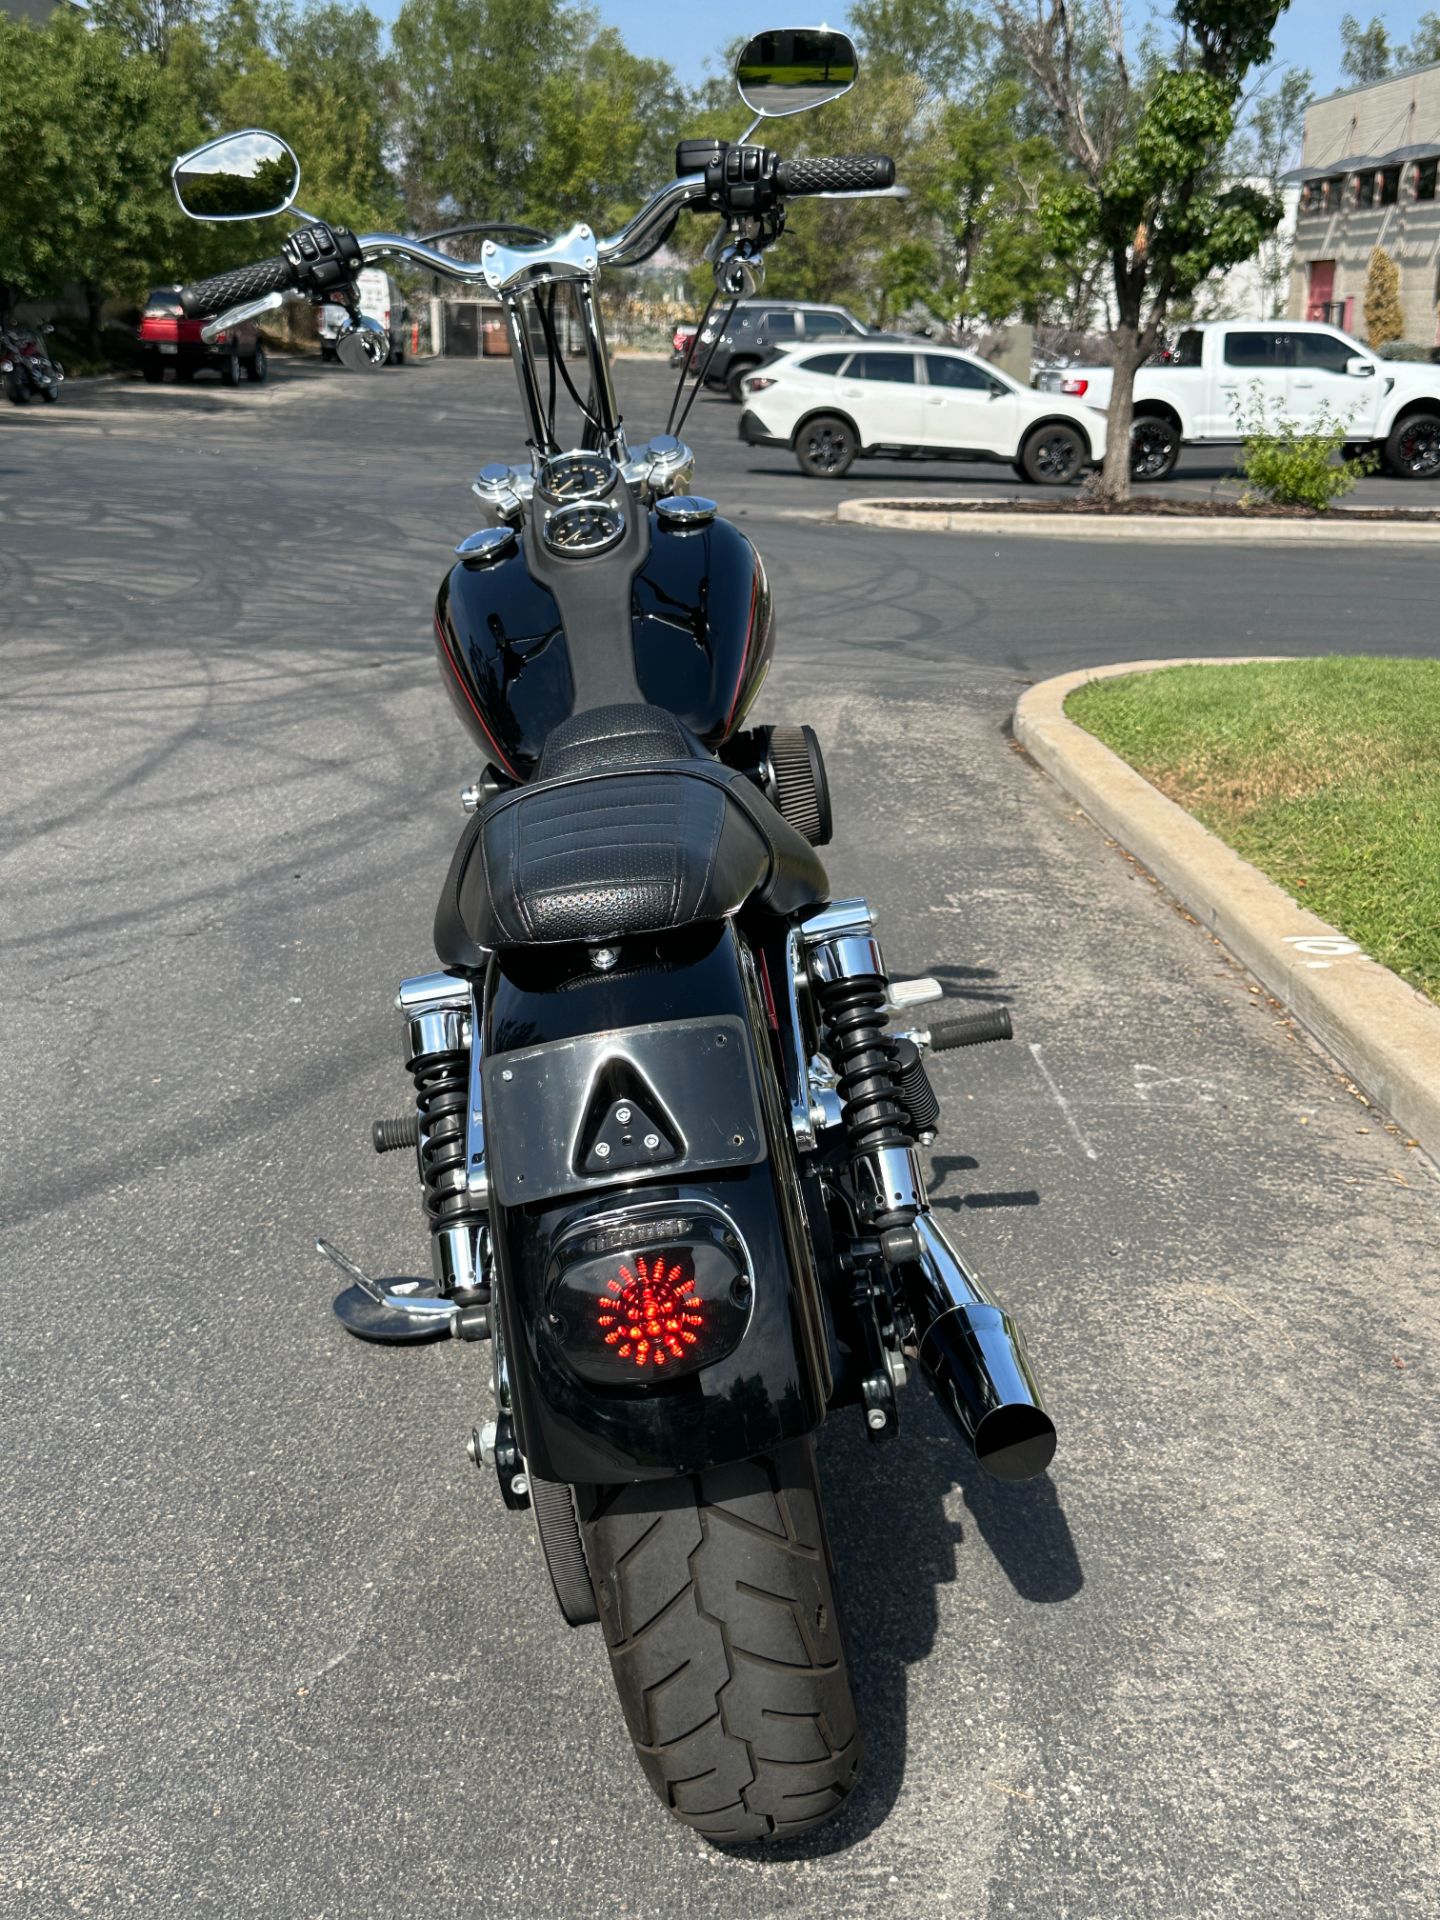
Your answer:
(503, 291), (557, 459)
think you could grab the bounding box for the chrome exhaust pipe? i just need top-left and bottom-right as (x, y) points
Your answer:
(906, 1214), (1056, 1483)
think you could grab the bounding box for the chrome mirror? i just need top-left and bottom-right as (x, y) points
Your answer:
(735, 27), (858, 117)
(172, 130), (300, 222)
(336, 316), (389, 373)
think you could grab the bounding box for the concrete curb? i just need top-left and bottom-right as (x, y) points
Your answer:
(1014, 657), (1440, 1154)
(838, 497), (1440, 544)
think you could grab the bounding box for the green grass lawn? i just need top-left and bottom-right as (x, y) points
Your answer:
(1066, 657), (1440, 1003)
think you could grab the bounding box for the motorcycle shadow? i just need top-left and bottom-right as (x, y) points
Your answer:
(781, 1390), (1083, 1856)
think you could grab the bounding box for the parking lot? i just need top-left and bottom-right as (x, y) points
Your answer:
(3, 354), (1437, 1919)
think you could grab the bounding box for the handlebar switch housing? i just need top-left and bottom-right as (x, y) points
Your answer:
(281, 222), (364, 297)
(675, 140), (784, 218)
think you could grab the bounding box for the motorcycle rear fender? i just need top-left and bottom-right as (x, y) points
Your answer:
(482, 920), (831, 1485)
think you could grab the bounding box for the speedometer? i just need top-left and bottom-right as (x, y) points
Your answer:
(543, 500), (626, 556)
(538, 451), (618, 501)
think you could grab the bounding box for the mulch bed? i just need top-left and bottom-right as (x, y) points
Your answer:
(865, 495), (1440, 522)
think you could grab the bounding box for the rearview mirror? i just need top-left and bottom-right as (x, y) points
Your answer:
(735, 28), (858, 118)
(172, 130), (300, 222)
(1346, 355), (1375, 377)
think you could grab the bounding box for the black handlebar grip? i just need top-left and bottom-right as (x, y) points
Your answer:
(179, 254), (298, 319)
(925, 1007), (1014, 1052)
(775, 154), (896, 196)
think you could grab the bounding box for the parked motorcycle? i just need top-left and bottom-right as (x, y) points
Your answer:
(171, 27), (1057, 1846)
(2, 323), (64, 404)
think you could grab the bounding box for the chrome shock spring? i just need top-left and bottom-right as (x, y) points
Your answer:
(398, 980), (486, 1297)
(410, 1045), (471, 1233)
(816, 974), (908, 1161)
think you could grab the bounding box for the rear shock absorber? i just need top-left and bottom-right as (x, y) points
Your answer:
(396, 974), (488, 1298)
(804, 905), (926, 1257)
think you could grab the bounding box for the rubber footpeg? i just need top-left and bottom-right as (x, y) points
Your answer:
(927, 1007), (1013, 1052)
(372, 1114), (421, 1153)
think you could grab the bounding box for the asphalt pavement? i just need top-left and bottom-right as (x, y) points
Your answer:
(2, 355), (1437, 1919)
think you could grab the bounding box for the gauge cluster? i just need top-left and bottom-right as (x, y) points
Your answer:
(543, 500), (627, 556)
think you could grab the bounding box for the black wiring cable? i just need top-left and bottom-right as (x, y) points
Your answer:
(538, 283), (602, 432)
(671, 290), (741, 442)
(664, 284), (722, 438)
(542, 284), (559, 443)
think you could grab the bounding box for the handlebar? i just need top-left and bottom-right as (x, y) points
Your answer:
(177, 148), (897, 317)
(775, 154), (896, 195)
(179, 253), (297, 318)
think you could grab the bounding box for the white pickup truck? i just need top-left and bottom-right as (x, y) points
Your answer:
(1040, 319), (1440, 480)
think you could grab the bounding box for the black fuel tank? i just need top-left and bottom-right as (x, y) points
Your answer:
(432, 510), (773, 780)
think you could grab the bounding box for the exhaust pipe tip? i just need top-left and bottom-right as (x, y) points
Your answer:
(919, 1303), (1057, 1484)
(971, 1401), (1057, 1484)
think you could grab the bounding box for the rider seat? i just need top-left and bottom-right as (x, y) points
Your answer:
(434, 704), (828, 967)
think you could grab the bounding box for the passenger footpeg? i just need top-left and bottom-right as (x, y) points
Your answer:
(316, 1235), (457, 1344)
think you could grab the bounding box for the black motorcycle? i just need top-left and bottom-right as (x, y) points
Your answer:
(171, 27), (1056, 1846)
(2, 323), (63, 404)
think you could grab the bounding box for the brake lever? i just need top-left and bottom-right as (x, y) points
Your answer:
(200, 289), (288, 344)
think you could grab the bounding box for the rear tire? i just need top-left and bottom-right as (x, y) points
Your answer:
(221, 352), (242, 387)
(1130, 413), (1180, 481)
(246, 344), (268, 383)
(794, 415), (857, 479)
(578, 1438), (861, 1846)
(141, 358), (165, 385)
(6, 371), (28, 404)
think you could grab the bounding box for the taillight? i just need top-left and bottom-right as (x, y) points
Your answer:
(213, 329), (229, 344)
(1060, 376), (1089, 395)
(597, 1255), (706, 1369)
(546, 1205), (752, 1385)
(744, 375), (777, 393)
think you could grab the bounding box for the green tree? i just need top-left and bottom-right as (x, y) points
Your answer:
(527, 28), (688, 231)
(391, 0), (589, 229)
(1404, 11), (1440, 64)
(1229, 65), (1311, 317)
(1364, 244), (1404, 348)
(998, 0), (1290, 500)
(1340, 13), (1395, 83)
(86, 0), (207, 63)
(0, 13), (179, 339)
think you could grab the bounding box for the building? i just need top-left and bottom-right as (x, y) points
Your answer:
(1196, 182), (1300, 321)
(1287, 63), (1440, 343)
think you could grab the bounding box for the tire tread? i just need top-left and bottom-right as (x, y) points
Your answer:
(578, 1440), (860, 1845)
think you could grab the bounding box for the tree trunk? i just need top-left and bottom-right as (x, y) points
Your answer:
(85, 282), (104, 359)
(1097, 320), (1143, 502)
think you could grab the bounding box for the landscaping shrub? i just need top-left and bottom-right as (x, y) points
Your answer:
(1233, 391), (1378, 510)
(1364, 245), (1404, 350)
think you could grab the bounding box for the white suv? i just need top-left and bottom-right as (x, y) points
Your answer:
(738, 341), (1108, 483)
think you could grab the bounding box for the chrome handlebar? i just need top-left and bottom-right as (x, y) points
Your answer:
(351, 175), (710, 290)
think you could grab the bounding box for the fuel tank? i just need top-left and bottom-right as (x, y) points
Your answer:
(432, 510), (773, 780)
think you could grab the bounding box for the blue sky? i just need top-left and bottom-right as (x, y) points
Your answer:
(367, 4), (1437, 100)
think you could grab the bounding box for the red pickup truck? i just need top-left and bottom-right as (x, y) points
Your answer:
(138, 287), (267, 385)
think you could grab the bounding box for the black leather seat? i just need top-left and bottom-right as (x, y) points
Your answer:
(434, 704), (828, 964)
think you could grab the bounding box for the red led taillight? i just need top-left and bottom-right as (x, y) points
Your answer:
(546, 1208), (752, 1386)
(597, 1255), (706, 1368)
(1060, 376), (1089, 395)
